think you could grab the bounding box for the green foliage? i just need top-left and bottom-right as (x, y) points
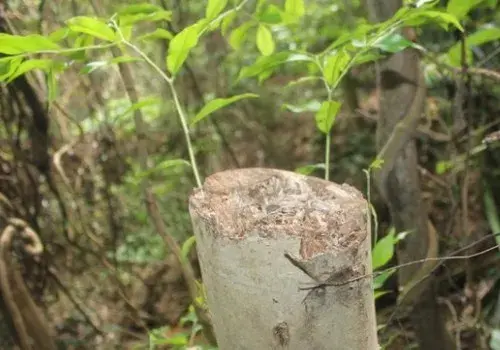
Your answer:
(190, 93), (259, 126)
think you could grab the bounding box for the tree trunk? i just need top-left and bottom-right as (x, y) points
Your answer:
(189, 168), (378, 349)
(365, 0), (453, 349)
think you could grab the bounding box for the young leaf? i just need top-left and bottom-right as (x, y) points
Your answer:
(315, 101), (342, 134)
(229, 22), (254, 50)
(0, 57), (23, 81)
(323, 50), (350, 86)
(7, 59), (53, 82)
(294, 163), (325, 175)
(137, 28), (174, 42)
(206, 0), (228, 20)
(181, 236), (197, 262)
(257, 4), (284, 24)
(447, 0), (485, 20)
(403, 10), (463, 32)
(166, 20), (206, 75)
(374, 33), (415, 53)
(190, 93), (259, 126)
(372, 228), (396, 270)
(80, 60), (108, 74)
(221, 11), (237, 36)
(0, 34), (61, 55)
(238, 52), (311, 80)
(256, 24), (275, 56)
(285, 0), (305, 20)
(66, 16), (116, 41)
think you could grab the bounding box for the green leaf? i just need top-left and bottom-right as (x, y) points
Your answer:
(282, 100), (321, 113)
(374, 290), (391, 299)
(403, 10), (463, 32)
(256, 25), (275, 56)
(206, 0), (228, 20)
(229, 22), (254, 50)
(0, 57), (23, 81)
(294, 163), (325, 175)
(323, 50), (350, 86)
(435, 160), (453, 174)
(181, 236), (197, 262)
(221, 11), (237, 36)
(137, 28), (174, 42)
(48, 28), (70, 42)
(315, 100), (341, 134)
(372, 227), (396, 270)
(80, 60), (108, 74)
(238, 52), (311, 80)
(257, 5), (284, 24)
(7, 59), (53, 82)
(447, 27), (500, 66)
(447, 0), (485, 20)
(373, 270), (395, 289)
(190, 93), (259, 126)
(0, 33), (61, 55)
(47, 68), (59, 103)
(374, 33), (415, 53)
(284, 0), (305, 20)
(66, 16), (116, 41)
(117, 97), (161, 121)
(166, 20), (206, 75)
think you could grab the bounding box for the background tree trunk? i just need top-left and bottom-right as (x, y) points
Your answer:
(365, 0), (454, 349)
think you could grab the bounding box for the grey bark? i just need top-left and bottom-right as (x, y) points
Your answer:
(365, 0), (453, 349)
(189, 168), (378, 350)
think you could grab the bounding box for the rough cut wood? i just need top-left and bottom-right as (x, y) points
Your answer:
(189, 168), (378, 350)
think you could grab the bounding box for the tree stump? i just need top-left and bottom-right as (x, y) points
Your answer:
(189, 168), (378, 349)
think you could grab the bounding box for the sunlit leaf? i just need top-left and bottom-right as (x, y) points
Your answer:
(374, 33), (415, 53)
(0, 33), (61, 55)
(181, 236), (197, 262)
(206, 0), (228, 20)
(7, 59), (53, 82)
(0, 57), (23, 81)
(137, 28), (174, 42)
(323, 50), (350, 86)
(238, 52), (311, 80)
(257, 4), (284, 24)
(190, 93), (259, 126)
(447, 27), (500, 66)
(166, 20), (207, 75)
(256, 24), (275, 56)
(229, 22), (254, 50)
(315, 100), (341, 134)
(285, 0), (305, 20)
(403, 10), (463, 31)
(282, 100), (322, 113)
(294, 163), (325, 175)
(447, 0), (485, 20)
(66, 16), (116, 41)
(372, 227), (396, 270)
(221, 11), (237, 36)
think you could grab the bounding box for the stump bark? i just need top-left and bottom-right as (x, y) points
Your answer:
(189, 168), (378, 350)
